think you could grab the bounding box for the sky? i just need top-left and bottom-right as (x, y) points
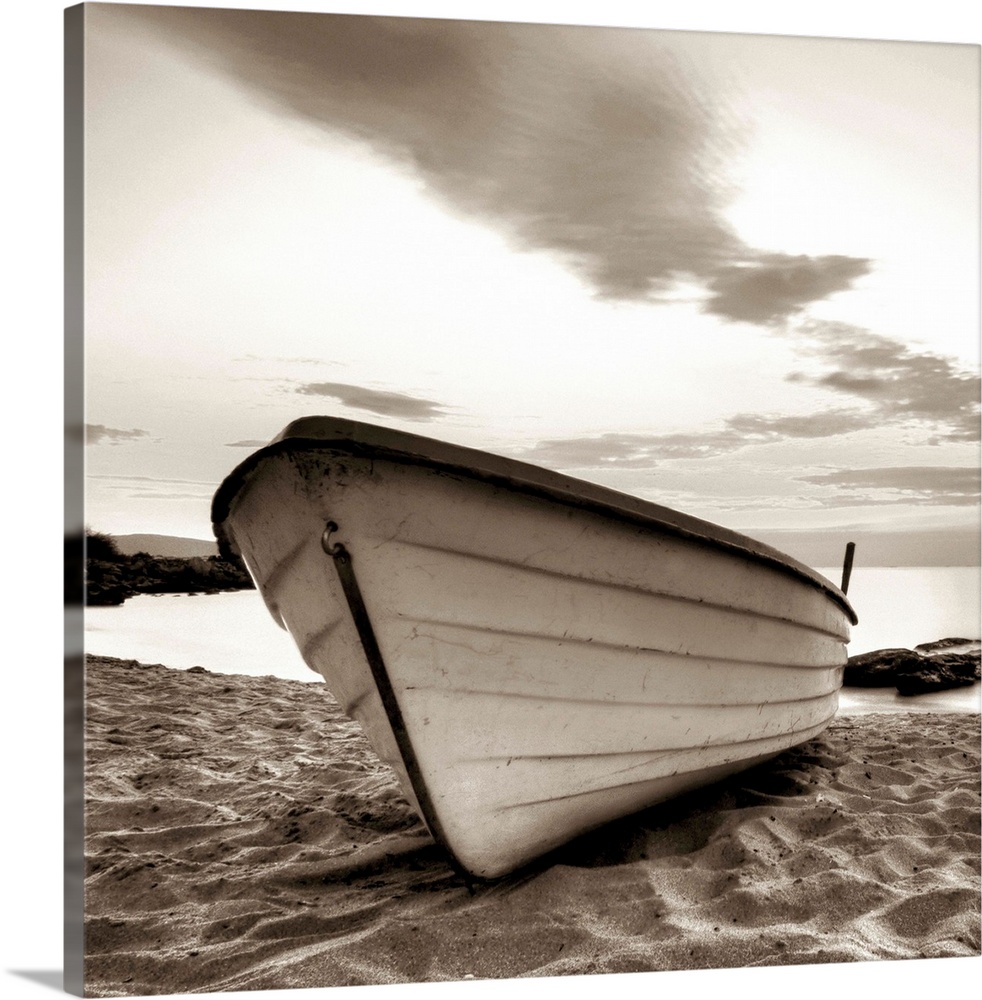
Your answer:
(77, 1), (980, 551)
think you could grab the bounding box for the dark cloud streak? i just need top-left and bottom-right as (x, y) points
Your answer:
(86, 424), (151, 445)
(520, 408), (874, 470)
(798, 466), (980, 506)
(296, 382), (448, 421)
(726, 410), (871, 439)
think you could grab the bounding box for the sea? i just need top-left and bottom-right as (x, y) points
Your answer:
(79, 566), (981, 713)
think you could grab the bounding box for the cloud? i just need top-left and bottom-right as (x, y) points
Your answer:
(725, 410), (871, 439)
(789, 321), (981, 442)
(88, 474), (209, 486)
(225, 439), (270, 448)
(85, 424), (151, 445)
(798, 466), (980, 506)
(518, 317), (978, 472)
(234, 354), (343, 366)
(520, 409), (871, 470)
(122, 6), (866, 316)
(704, 254), (871, 325)
(295, 382), (448, 421)
(520, 431), (741, 468)
(126, 492), (213, 500)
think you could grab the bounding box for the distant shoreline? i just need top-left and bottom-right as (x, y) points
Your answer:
(72, 530), (254, 606)
(90, 529), (982, 569)
(746, 527), (981, 569)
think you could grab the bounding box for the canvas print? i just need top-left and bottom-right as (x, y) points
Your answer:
(65, 3), (980, 996)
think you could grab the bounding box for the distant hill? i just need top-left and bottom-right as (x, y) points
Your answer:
(108, 527), (981, 567)
(744, 528), (982, 569)
(113, 534), (219, 558)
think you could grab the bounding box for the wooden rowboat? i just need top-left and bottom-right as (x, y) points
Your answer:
(212, 417), (857, 879)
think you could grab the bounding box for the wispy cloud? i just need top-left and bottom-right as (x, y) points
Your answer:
(519, 431), (739, 468)
(519, 409), (871, 469)
(521, 317), (979, 472)
(295, 382), (448, 421)
(88, 474), (211, 486)
(725, 410), (872, 440)
(225, 439), (270, 448)
(86, 424), (151, 445)
(87, 473), (215, 502)
(789, 321), (980, 442)
(126, 491), (213, 501)
(124, 7), (867, 317)
(798, 466), (980, 506)
(234, 354), (343, 367)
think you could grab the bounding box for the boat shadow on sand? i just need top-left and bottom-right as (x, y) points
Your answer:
(259, 735), (851, 896)
(538, 739), (846, 876)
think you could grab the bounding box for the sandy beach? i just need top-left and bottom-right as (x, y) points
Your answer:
(82, 655), (980, 996)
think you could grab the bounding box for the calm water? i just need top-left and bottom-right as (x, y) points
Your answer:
(82, 566), (981, 711)
(815, 565), (980, 657)
(83, 589), (315, 682)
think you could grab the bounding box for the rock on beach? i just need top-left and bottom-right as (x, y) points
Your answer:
(845, 638), (981, 695)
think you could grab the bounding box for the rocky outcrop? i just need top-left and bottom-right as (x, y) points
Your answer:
(85, 551), (254, 606)
(843, 648), (924, 687)
(845, 640), (981, 696)
(894, 651), (981, 696)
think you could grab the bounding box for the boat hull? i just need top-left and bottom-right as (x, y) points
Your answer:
(215, 422), (853, 879)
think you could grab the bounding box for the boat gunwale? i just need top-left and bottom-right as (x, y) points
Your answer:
(212, 416), (858, 626)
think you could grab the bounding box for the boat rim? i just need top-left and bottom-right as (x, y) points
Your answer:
(211, 415), (858, 626)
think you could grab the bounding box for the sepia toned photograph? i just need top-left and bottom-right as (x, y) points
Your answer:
(55, 2), (980, 997)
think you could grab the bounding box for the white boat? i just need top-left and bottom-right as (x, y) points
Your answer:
(212, 417), (857, 879)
